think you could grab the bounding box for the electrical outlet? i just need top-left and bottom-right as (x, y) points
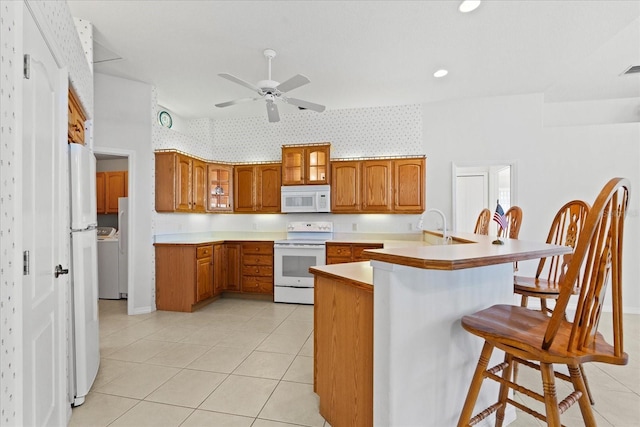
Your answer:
(252, 223), (258, 230)
(408, 223), (413, 231)
(352, 223), (358, 231)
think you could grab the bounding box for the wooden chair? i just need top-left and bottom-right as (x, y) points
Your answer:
(474, 208), (491, 235)
(499, 206), (523, 239)
(514, 200), (590, 313)
(512, 200), (593, 403)
(457, 177), (630, 427)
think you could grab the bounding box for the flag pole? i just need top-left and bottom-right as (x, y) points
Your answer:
(492, 199), (504, 245)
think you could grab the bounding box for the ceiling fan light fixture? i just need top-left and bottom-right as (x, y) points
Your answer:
(434, 69), (449, 78)
(215, 49), (326, 122)
(459, 0), (481, 13)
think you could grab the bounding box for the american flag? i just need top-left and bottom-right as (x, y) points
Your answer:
(493, 202), (508, 232)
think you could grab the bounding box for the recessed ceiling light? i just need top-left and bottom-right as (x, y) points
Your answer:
(459, 0), (481, 13)
(434, 69), (448, 78)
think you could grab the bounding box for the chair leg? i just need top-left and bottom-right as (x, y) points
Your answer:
(540, 362), (561, 427)
(457, 341), (495, 427)
(540, 298), (549, 315)
(495, 353), (514, 427)
(579, 364), (596, 405)
(520, 294), (528, 307)
(569, 364), (598, 425)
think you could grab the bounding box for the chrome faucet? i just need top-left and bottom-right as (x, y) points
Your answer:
(426, 208), (450, 243)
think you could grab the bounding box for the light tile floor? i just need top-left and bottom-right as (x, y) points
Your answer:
(71, 298), (639, 426)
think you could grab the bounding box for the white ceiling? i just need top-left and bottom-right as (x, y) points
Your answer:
(67, 0), (640, 121)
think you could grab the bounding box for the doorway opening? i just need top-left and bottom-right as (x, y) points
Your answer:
(452, 162), (517, 235)
(94, 149), (133, 316)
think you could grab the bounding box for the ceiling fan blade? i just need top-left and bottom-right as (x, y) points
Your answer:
(215, 97), (259, 108)
(266, 100), (280, 122)
(285, 97), (326, 113)
(276, 74), (310, 93)
(218, 73), (262, 94)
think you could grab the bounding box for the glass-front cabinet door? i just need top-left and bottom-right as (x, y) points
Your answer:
(207, 163), (233, 212)
(281, 143), (330, 185)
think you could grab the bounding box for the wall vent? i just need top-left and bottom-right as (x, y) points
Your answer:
(622, 65), (640, 75)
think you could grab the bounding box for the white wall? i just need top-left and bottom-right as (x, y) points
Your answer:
(423, 94), (640, 313)
(94, 72), (154, 314)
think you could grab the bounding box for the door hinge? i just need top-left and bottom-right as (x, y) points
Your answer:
(23, 54), (30, 79)
(23, 250), (30, 275)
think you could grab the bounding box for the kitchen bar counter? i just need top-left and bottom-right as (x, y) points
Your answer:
(311, 231), (572, 427)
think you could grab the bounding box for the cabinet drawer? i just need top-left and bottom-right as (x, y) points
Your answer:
(242, 254), (273, 266)
(326, 245), (353, 258)
(242, 265), (273, 276)
(242, 242), (274, 255)
(242, 276), (273, 293)
(196, 245), (213, 258)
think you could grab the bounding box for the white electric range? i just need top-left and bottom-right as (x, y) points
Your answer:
(273, 221), (333, 304)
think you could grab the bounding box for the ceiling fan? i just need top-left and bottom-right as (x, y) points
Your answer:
(215, 49), (326, 123)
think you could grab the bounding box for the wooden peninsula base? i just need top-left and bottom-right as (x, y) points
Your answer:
(312, 262), (373, 427)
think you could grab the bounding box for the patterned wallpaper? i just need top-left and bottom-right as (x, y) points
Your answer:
(209, 104), (423, 162)
(0, 2), (93, 424)
(73, 17), (93, 74)
(0, 2), (20, 424)
(154, 100), (422, 164)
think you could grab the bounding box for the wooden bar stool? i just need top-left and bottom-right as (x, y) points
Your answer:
(474, 208), (491, 235)
(457, 178), (630, 427)
(499, 206), (523, 239)
(513, 200), (593, 403)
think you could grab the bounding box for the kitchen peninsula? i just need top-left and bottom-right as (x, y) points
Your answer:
(310, 231), (572, 427)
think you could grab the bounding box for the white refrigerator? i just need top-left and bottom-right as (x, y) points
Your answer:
(68, 143), (100, 406)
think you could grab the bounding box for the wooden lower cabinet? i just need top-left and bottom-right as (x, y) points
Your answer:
(224, 243), (242, 292)
(314, 269), (373, 426)
(155, 243), (217, 312)
(326, 242), (384, 265)
(213, 243), (224, 295)
(195, 245), (213, 302)
(241, 242), (274, 294)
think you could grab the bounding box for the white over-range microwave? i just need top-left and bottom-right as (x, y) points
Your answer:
(281, 185), (331, 213)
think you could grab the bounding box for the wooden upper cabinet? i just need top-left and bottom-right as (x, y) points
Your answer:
(393, 157), (425, 213)
(233, 165), (257, 213)
(96, 171), (127, 214)
(96, 172), (106, 214)
(361, 160), (393, 212)
(257, 164), (281, 212)
(282, 144), (330, 185)
(191, 158), (207, 212)
(330, 156), (425, 214)
(155, 152), (207, 212)
(234, 163), (281, 213)
(68, 89), (86, 144)
(331, 160), (361, 212)
(207, 164), (233, 212)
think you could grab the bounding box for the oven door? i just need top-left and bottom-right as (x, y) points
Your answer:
(274, 244), (325, 289)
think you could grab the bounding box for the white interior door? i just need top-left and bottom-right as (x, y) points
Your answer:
(455, 173), (488, 232)
(22, 6), (67, 426)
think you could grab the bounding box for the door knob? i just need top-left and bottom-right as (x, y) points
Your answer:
(54, 264), (69, 278)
